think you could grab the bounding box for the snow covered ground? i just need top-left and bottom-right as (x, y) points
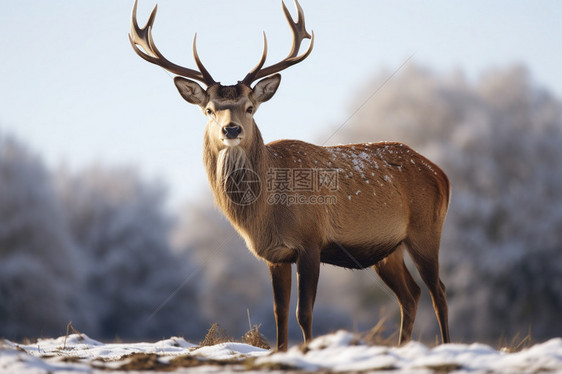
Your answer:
(2, 331), (562, 373)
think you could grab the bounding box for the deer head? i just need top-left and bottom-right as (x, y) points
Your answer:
(129, 0), (314, 151)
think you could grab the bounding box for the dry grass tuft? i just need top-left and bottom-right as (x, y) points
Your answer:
(62, 321), (85, 350)
(241, 325), (270, 350)
(361, 315), (399, 346)
(199, 323), (233, 347)
(198, 320), (271, 350)
(497, 330), (534, 353)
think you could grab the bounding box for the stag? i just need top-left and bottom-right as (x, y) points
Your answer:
(130, 0), (450, 350)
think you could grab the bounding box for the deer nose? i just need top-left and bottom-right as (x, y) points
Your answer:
(222, 125), (242, 139)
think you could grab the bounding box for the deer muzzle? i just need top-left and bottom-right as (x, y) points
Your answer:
(222, 125), (242, 139)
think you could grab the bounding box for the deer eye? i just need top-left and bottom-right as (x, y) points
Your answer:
(205, 108), (214, 116)
(246, 106), (254, 114)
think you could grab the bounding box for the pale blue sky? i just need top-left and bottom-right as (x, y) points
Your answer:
(1, 1), (561, 206)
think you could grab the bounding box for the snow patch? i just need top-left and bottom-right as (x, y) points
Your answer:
(3, 332), (562, 373)
(193, 342), (267, 360)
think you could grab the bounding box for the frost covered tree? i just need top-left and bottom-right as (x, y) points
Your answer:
(0, 133), (87, 339)
(331, 65), (562, 342)
(56, 166), (203, 340)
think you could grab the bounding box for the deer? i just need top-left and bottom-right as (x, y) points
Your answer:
(130, 0), (450, 351)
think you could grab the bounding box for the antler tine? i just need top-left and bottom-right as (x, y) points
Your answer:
(129, 0), (216, 86)
(282, 0), (312, 58)
(129, 0), (159, 61)
(192, 34), (218, 86)
(241, 32), (269, 85)
(242, 0), (314, 86)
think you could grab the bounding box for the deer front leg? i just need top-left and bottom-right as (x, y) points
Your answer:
(296, 249), (320, 344)
(268, 262), (292, 351)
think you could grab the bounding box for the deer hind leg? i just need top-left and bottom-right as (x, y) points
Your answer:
(374, 246), (421, 344)
(405, 233), (450, 344)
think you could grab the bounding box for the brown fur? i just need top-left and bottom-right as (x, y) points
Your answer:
(217, 85), (244, 101)
(195, 82), (451, 351)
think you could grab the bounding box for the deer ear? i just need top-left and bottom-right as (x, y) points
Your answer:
(253, 74), (281, 103)
(174, 77), (208, 107)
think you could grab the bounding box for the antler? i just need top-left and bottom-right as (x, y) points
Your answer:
(241, 0), (314, 86)
(129, 0), (217, 86)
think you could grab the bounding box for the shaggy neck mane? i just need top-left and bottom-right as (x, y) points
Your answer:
(217, 146), (251, 185)
(204, 126), (268, 224)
